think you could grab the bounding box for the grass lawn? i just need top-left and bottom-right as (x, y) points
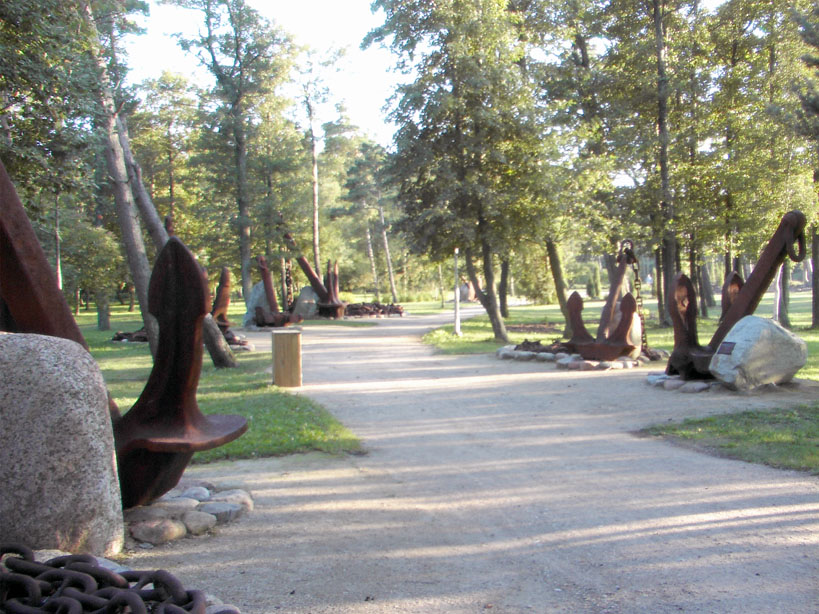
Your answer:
(78, 303), (361, 463)
(423, 288), (819, 475)
(641, 405), (819, 475)
(423, 289), (819, 379)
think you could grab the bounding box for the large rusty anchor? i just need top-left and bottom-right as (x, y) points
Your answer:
(253, 255), (302, 327)
(667, 210), (806, 380)
(114, 237), (247, 508)
(0, 159), (247, 508)
(566, 240), (644, 361)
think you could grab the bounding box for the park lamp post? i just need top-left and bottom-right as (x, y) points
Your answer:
(454, 247), (462, 337)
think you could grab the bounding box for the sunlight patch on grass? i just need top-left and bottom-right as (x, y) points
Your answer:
(80, 305), (360, 463)
(643, 406), (819, 474)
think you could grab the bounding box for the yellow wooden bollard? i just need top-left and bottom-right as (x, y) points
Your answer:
(272, 329), (302, 387)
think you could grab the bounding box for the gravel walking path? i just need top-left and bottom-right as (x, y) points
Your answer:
(123, 309), (819, 613)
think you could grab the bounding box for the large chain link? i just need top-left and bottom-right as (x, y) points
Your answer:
(629, 257), (651, 356)
(1, 543), (238, 614)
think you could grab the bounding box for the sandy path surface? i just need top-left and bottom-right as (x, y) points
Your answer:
(124, 310), (819, 613)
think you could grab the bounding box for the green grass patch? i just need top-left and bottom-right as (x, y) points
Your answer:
(77, 304), (361, 463)
(422, 290), (819, 381)
(642, 406), (819, 474)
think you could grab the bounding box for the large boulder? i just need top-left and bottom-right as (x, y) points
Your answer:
(293, 286), (318, 319)
(0, 333), (124, 556)
(242, 281), (268, 327)
(709, 316), (807, 390)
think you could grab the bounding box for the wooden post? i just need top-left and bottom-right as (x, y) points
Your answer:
(272, 329), (302, 387)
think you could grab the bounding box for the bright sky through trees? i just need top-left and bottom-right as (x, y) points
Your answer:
(124, 0), (400, 146)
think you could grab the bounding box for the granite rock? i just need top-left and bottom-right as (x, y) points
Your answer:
(0, 333), (123, 556)
(709, 316), (807, 391)
(130, 519), (187, 544)
(183, 511), (218, 535)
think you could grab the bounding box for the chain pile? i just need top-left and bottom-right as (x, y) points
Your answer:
(0, 543), (238, 614)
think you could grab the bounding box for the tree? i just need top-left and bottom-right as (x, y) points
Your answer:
(54, 210), (125, 330)
(367, 0), (544, 341)
(345, 142), (399, 302)
(168, 0), (294, 304)
(793, 3), (819, 327)
(82, 0), (161, 355)
(296, 50), (344, 280)
(130, 72), (200, 225)
(0, 0), (100, 216)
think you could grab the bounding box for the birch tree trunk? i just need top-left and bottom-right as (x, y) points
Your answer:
(365, 222), (381, 302)
(378, 203), (398, 303)
(85, 3), (158, 356)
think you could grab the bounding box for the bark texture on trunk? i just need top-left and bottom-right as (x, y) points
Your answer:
(499, 258), (510, 319)
(202, 313), (238, 368)
(365, 222), (381, 302)
(379, 204), (398, 303)
(812, 226), (819, 328)
(545, 238), (570, 337)
(464, 243), (508, 343)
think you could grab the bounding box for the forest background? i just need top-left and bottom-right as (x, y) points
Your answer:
(4, 0), (819, 345)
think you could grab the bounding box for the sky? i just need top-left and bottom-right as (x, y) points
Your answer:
(124, 1), (402, 146)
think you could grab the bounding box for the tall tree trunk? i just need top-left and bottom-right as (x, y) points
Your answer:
(122, 111), (235, 368)
(603, 253), (617, 287)
(438, 263), (445, 308)
(812, 225), (819, 328)
(464, 244), (508, 342)
(167, 135), (176, 219)
(365, 222), (381, 302)
(202, 313), (238, 368)
(378, 203), (398, 303)
(233, 111), (253, 306)
(699, 263), (714, 309)
(653, 0), (676, 327)
(700, 260), (715, 307)
(545, 238), (570, 337)
(86, 3), (158, 356)
(305, 98), (322, 281)
(54, 195), (62, 290)
(498, 258), (510, 318)
(655, 248), (665, 324)
(690, 244), (708, 319)
(95, 291), (110, 331)
(117, 116), (168, 250)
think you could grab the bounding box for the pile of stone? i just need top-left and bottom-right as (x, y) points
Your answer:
(650, 316), (808, 393)
(125, 479), (253, 548)
(645, 373), (722, 393)
(496, 345), (667, 371)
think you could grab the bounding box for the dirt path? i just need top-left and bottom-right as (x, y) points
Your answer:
(124, 310), (819, 613)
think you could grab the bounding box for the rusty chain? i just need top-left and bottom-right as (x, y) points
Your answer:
(0, 543), (237, 614)
(620, 240), (650, 356)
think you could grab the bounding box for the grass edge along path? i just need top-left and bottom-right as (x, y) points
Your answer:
(79, 306), (361, 463)
(641, 405), (819, 475)
(424, 297), (819, 475)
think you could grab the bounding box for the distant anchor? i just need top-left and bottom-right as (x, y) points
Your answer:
(667, 210), (806, 380)
(565, 239), (644, 361)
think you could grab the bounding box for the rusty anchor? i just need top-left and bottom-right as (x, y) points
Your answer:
(113, 238), (247, 508)
(565, 240), (644, 361)
(0, 159), (247, 508)
(211, 266), (234, 331)
(283, 232), (346, 318)
(667, 210), (806, 380)
(253, 256), (302, 327)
